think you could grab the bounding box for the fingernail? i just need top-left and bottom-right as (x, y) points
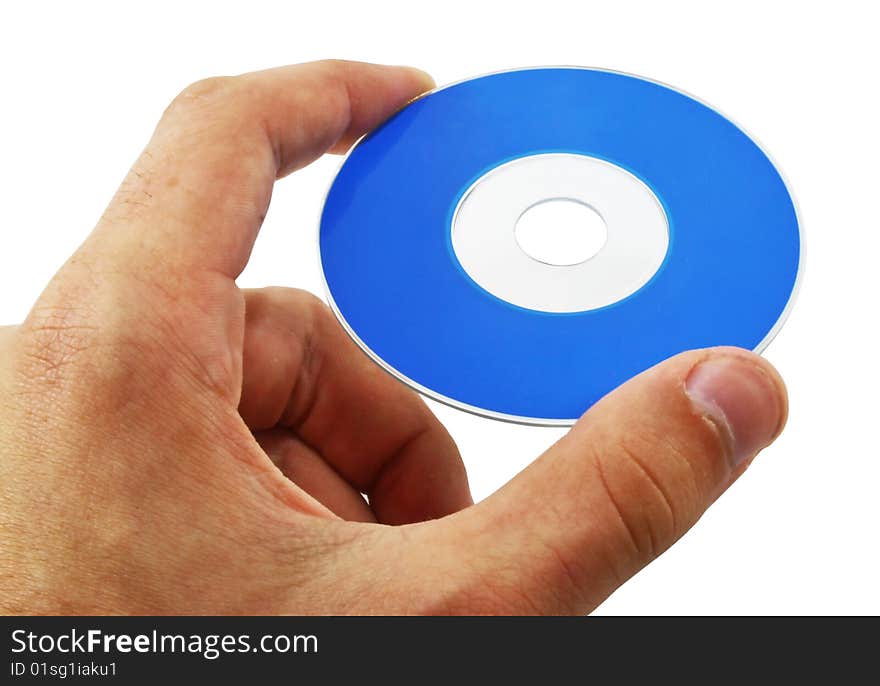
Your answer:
(685, 355), (784, 468)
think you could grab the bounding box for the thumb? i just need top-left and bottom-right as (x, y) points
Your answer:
(429, 347), (787, 614)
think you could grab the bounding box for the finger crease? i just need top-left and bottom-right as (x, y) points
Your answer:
(619, 444), (679, 537)
(593, 453), (644, 559)
(363, 425), (429, 498)
(284, 325), (323, 430)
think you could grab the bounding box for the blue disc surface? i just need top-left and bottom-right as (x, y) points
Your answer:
(319, 68), (801, 424)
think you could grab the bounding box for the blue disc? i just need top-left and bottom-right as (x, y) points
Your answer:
(319, 68), (801, 425)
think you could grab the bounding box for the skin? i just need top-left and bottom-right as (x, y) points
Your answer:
(0, 60), (788, 615)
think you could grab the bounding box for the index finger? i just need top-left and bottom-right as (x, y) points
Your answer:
(82, 60), (434, 280)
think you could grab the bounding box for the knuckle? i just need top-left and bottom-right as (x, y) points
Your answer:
(275, 287), (327, 313)
(175, 75), (238, 106)
(296, 291), (334, 328)
(248, 287), (330, 329)
(162, 75), (243, 122)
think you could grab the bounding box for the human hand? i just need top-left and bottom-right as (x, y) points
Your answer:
(0, 60), (787, 615)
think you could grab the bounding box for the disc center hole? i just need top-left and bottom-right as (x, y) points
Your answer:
(514, 198), (608, 267)
(514, 198), (608, 266)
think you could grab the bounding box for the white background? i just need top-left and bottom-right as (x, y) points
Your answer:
(1, 1), (877, 614)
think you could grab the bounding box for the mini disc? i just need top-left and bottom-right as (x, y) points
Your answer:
(319, 67), (802, 425)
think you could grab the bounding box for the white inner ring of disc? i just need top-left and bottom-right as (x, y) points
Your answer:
(451, 153), (670, 313)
